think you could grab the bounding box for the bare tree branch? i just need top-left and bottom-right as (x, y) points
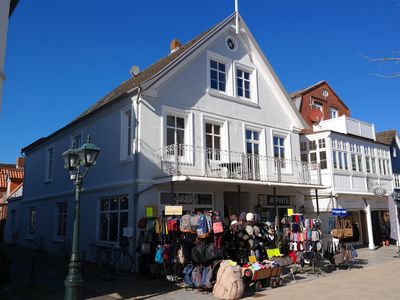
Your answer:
(371, 72), (400, 79)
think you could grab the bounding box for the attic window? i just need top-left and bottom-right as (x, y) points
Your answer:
(322, 89), (329, 97)
(226, 36), (236, 51)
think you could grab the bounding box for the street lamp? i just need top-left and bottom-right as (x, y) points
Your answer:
(63, 135), (100, 300)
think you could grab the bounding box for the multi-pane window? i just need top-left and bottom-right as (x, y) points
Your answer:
(236, 69), (251, 99)
(99, 196), (129, 242)
(300, 142), (307, 152)
(309, 140), (317, 151)
(318, 139), (326, 149)
(46, 147), (54, 181)
(319, 151), (327, 169)
(210, 60), (226, 92)
(310, 152), (317, 164)
(121, 108), (133, 160)
(329, 107), (338, 119)
(273, 136), (285, 168)
(72, 133), (82, 149)
(301, 153), (308, 162)
(312, 101), (323, 111)
(205, 123), (221, 160)
(167, 115), (185, 156)
(246, 130), (260, 155)
(56, 203), (67, 238)
(333, 151), (338, 169)
(29, 207), (36, 235)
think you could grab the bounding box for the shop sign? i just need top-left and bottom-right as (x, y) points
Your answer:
(332, 208), (347, 217)
(267, 195), (290, 206)
(258, 194), (268, 206)
(165, 205), (183, 216)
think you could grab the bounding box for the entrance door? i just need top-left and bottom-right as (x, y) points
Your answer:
(223, 192), (249, 218)
(360, 210), (368, 245)
(371, 211), (381, 246)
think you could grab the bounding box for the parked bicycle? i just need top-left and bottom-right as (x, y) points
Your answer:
(97, 237), (133, 275)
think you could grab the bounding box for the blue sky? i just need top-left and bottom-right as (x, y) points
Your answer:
(1, 0), (399, 163)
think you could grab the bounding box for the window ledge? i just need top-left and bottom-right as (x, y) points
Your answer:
(25, 236), (35, 241)
(207, 89), (260, 108)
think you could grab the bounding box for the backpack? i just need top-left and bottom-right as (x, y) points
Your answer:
(213, 214), (224, 234)
(201, 265), (211, 289)
(190, 215), (200, 233)
(177, 245), (187, 265)
(154, 218), (162, 234)
(146, 219), (155, 232)
(167, 218), (179, 232)
(155, 246), (164, 264)
(197, 215), (209, 238)
(182, 264), (194, 286)
(213, 260), (244, 300)
(180, 215), (192, 232)
(191, 244), (204, 265)
(192, 266), (203, 288)
(163, 244), (172, 263)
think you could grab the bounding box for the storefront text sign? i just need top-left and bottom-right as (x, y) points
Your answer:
(332, 208), (347, 217)
(165, 205), (183, 216)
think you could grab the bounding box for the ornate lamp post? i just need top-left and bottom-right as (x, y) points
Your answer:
(63, 135), (100, 300)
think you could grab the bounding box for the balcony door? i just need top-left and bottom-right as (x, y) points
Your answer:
(245, 129), (260, 180)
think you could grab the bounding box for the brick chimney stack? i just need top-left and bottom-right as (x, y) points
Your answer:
(170, 39), (182, 53)
(16, 157), (25, 169)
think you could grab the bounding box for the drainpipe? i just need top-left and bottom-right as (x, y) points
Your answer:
(132, 86), (142, 269)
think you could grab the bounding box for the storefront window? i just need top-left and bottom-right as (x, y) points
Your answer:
(99, 196), (128, 242)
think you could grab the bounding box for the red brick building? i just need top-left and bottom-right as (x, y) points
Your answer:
(291, 81), (350, 129)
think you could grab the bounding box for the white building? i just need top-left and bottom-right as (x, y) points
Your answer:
(5, 13), (322, 260)
(0, 0), (19, 112)
(300, 110), (393, 249)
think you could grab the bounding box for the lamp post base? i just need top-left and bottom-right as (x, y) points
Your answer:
(64, 260), (83, 300)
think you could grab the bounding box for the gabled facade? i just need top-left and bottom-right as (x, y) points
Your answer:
(0, 157), (24, 241)
(291, 81), (350, 129)
(294, 82), (393, 249)
(6, 14), (322, 259)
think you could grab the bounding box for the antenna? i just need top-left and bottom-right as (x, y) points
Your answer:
(235, 0), (239, 34)
(130, 65), (140, 77)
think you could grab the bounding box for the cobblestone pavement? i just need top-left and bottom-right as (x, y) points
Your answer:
(1, 243), (399, 300)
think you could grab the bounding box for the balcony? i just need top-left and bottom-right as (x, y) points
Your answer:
(394, 174), (400, 189)
(313, 115), (376, 140)
(155, 144), (321, 186)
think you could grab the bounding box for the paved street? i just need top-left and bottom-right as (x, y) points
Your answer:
(1, 243), (400, 299)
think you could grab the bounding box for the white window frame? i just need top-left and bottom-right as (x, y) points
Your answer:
(271, 131), (292, 172)
(45, 145), (55, 182)
(207, 51), (232, 96)
(203, 118), (226, 162)
(54, 202), (67, 241)
(120, 106), (133, 161)
(98, 195), (129, 243)
(234, 62), (258, 103)
(71, 131), (82, 149)
(161, 106), (194, 163)
(329, 107), (338, 119)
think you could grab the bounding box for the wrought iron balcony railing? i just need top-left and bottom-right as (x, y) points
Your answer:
(155, 144), (321, 186)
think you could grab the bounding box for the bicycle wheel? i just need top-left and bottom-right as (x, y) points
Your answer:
(98, 251), (110, 272)
(116, 252), (133, 275)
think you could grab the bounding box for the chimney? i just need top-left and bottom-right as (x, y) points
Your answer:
(170, 39), (182, 53)
(16, 157), (25, 169)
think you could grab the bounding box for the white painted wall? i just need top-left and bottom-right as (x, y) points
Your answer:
(0, 0), (11, 112)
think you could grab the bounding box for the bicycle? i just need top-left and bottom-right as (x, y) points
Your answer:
(97, 237), (133, 275)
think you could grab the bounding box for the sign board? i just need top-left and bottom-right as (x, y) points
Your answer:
(258, 194), (268, 206)
(332, 208), (347, 217)
(165, 205), (183, 216)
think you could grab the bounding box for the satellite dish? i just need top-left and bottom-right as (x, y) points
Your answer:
(130, 65), (140, 77)
(308, 108), (323, 123)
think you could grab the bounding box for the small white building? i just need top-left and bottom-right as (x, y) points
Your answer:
(5, 13), (322, 260)
(294, 84), (393, 249)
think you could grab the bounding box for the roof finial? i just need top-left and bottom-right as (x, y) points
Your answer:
(235, 0), (239, 34)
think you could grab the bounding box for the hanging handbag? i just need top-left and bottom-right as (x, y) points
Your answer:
(344, 219), (353, 238)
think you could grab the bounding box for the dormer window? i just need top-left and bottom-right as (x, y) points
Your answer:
(312, 101), (323, 111)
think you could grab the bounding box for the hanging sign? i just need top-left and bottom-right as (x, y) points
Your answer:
(332, 208), (347, 217)
(165, 205), (183, 216)
(287, 208), (293, 216)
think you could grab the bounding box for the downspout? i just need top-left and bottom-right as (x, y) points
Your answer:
(132, 86), (141, 269)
